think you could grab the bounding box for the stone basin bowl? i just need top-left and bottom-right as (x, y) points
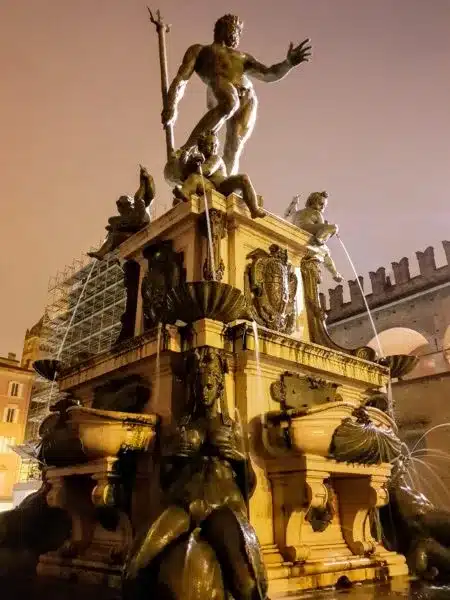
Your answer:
(66, 406), (159, 459)
(264, 401), (398, 458)
(377, 354), (419, 379)
(33, 359), (63, 381)
(167, 281), (247, 325)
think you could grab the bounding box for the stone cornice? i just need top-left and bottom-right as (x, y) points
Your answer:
(58, 325), (180, 390)
(117, 190), (323, 264)
(232, 323), (389, 388)
(58, 318), (387, 392)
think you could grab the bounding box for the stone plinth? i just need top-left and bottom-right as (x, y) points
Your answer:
(47, 191), (405, 595)
(264, 455), (407, 594)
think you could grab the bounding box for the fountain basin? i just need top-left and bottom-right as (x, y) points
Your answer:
(264, 401), (400, 460)
(33, 359), (63, 381)
(377, 354), (419, 379)
(167, 281), (247, 324)
(66, 406), (159, 459)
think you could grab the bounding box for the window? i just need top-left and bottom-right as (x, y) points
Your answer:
(0, 436), (16, 454)
(4, 408), (16, 423)
(9, 382), (21, 397)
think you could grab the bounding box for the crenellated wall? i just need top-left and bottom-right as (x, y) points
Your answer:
(324, 241), (450, 380)
(326, 241), (450, 323)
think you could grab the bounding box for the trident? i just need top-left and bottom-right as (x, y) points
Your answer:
(147, 7), (174, 161)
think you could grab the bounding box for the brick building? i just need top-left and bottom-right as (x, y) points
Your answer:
(322, 241), (450, 507)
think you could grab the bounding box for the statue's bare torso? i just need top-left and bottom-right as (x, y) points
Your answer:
(194, 44), (253, 91)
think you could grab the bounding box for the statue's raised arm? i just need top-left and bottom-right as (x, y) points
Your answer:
(162, 44), (202, 129)
(245, 39), (311, 83)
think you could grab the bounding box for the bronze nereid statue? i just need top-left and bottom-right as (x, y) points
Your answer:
(123, 346), (268, 600)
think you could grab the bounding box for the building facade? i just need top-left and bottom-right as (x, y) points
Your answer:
(0, 352), (34, 510)
(322, 241), (450, 507)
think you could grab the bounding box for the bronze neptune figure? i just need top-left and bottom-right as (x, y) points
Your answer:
(163, 14), (311, 176)
(123, 347), (268, 600)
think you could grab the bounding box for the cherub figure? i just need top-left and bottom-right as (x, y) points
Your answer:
(88, 166), (155, 261)
(285, 191), (343, 282)
(173, 130), (265, 219)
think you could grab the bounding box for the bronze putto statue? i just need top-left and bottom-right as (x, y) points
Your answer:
(286, 191), (343, 282)
(173, 130), (265, 219)
(88, 165), (155, 260)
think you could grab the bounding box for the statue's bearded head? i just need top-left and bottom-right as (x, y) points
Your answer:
(306, 191), (328, 213)
(214, 14), (243, 49)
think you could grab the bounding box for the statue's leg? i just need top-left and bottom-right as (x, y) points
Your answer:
(123, 505), (190, 580)
(202, 507), (268, 600)
(223, 91), (258, 176)
(315, 224), (337, 244)
(218, 175), (265, 219)
(181, 81), (240, 153)
(87, 235), (114, 260)
(158, 529), (226, 600)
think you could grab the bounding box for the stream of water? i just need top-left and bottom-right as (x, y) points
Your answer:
(198, 164), (216, 281)
(154, 322), (163, 409)
(45, 259), (97, 409)
(336, 235), (384, 358)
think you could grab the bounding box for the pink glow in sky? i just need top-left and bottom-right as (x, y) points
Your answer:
(1, 0), (450, 355)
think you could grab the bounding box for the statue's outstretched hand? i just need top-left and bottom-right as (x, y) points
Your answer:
(286, 38), (312, 66)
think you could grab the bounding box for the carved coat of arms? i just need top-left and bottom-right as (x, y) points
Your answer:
(244, 244), (298, 334)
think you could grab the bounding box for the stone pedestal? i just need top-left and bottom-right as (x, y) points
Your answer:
(265, 455), (407, 594)
(37, 458), (134, 587)
(47, 191), (408, 595)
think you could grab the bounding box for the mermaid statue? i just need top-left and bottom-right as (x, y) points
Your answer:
(123, 346), (268, 600)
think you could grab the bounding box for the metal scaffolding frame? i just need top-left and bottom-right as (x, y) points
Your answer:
(24, 250), (126, 443)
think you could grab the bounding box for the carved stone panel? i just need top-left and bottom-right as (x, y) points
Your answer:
(244, 244), (297, 334)
(270, 372), (341, 412)
(301, 253), (376, 361)
(92, 374), (151, 414)
(199, 209), (227, 281)
(141, 241), (186, 329)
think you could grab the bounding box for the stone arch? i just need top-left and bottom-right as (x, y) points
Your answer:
(367, 327), (430, 357)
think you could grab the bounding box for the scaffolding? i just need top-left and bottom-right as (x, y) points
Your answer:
(46, 253), (125, 363)
(24, 250), (126, 443)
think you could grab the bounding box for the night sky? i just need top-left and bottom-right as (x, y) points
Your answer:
(1, 0), (450, 356)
